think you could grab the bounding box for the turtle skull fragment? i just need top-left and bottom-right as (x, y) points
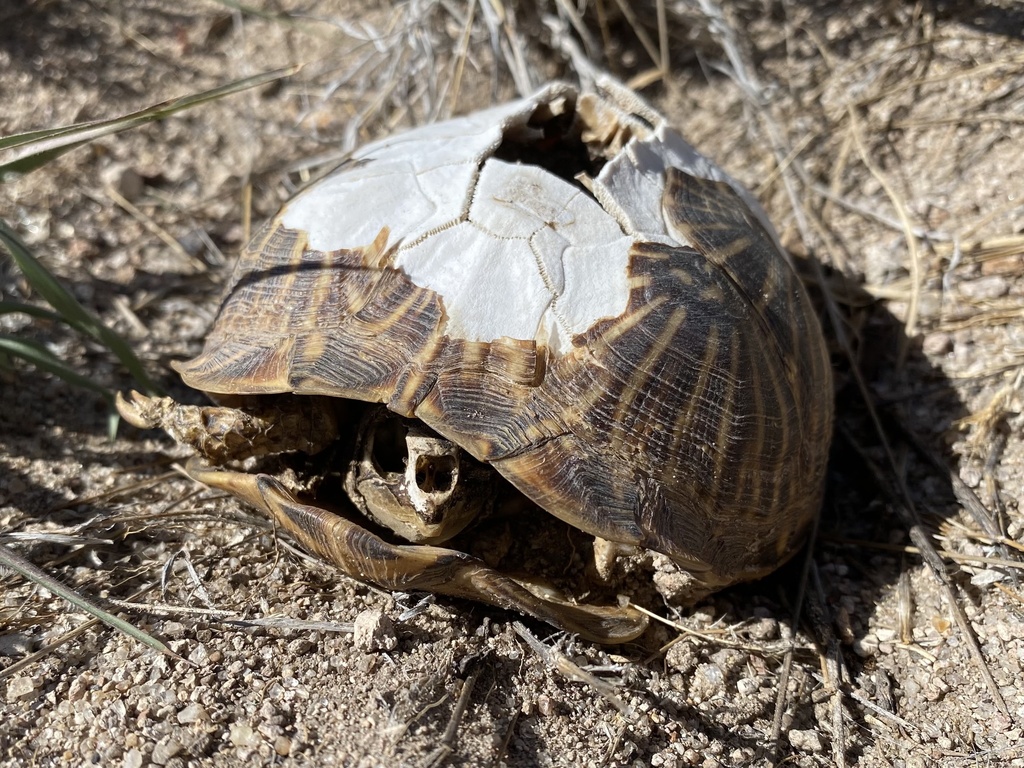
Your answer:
(344, 412), (483, 544)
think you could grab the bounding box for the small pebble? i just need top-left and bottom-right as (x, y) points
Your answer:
(5, 676), (38, 702)
(665, 642), (698, 674)
(736, 677), (758, 696)
(746, 617), (779, 641)
(274, 736), (292, 756)
(353, 609), (397, 652)
(188, 643), (210, 665)
(921, 332), (952, 356)
(958, 275), (1008, 300)
(150, 738), (182, 765)
(788, 728), (825, 752)
(229, 723), (259, 748)
(161, 622), (187, 638)
(177, 702), (208, 724)
(537, 694), (556, 717)
(689, 663), (725, 702)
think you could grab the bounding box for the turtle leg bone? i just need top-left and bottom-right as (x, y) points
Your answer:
(117, 391), (339, 463)
(185, 458), (649, 644)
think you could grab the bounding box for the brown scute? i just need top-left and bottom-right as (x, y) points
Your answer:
(176, 219), (447, 405)
(461, 338), (546, 387)
(409, 335), (555, 461)
(172, 334), (298, 394)
(662, 170), (804, 386)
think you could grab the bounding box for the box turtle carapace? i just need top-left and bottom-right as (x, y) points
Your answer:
(119, 80), (833, 643)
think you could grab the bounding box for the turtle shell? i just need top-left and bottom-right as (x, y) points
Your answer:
(176, 81), (833, 589)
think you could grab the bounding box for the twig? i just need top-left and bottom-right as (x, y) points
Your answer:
(421, 667), (481, 768)
(809, 561), (848, 768)
(840, 427), (1010, 716)
(512, 622), (632, 717)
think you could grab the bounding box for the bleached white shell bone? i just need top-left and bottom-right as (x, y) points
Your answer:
(280, 82), (775, 355)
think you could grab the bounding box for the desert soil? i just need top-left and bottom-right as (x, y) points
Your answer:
(1, 1), (1023, 766)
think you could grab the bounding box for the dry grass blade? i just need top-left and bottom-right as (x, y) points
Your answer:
(636, 604), (812, 656)
(609, 0), (662, 73)
(0, 617), (103, 681)
(0, 65), (299, 179)
(822, 536), (1024, 572)
(769, 510), (818, 757)
(847, 106), (923, 367)
(809, 562), (848, 768)
(421, 667), (481, 768)
(47, 470), (179, 512)
(103, 599), (355, 633)
(0, 545), (185, 670)
(445, 0), (477, 113)
(489, 710), (519, 768)
(97, 186), (208, 274)
(887, 406), (1008, 541)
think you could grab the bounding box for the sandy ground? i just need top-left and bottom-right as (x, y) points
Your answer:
(2, 1), (1023, 766)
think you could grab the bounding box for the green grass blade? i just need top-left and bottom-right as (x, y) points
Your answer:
(0, 220), (160, 394)
(0, 301), (66, 323)
(0, 65), (299, 179)
(0, 335), (114, 401)
(0, 543), (184, 664)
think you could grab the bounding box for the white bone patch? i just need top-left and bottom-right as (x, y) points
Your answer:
(395, 160), (632, 354)
(278, 81), (766, 353)
(281, 92), (557, 256)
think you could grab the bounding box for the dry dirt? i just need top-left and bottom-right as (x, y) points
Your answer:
(2, 1), (1023, 766)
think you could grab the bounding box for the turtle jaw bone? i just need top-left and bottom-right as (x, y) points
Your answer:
(116, 390), (340, 464)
